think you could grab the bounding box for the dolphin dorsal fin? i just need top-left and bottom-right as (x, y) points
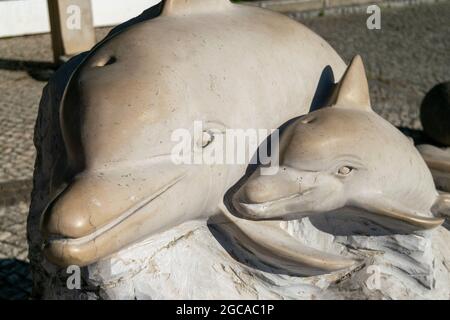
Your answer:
(162, 0), (232, 16)
(329, 55), (372, 111)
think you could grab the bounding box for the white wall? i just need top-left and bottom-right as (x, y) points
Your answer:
(0, 0), (162, 38)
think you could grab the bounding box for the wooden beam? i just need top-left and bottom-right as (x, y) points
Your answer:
(47, 0), (96, 64)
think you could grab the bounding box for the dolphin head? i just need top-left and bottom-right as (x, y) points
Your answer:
(39, 36), (235, 267)
(232, 56), (444, 230)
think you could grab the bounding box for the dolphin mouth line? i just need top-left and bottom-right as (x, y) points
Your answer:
(239, 189), (314, 207)
(236, 189), (315, 216)
(45, 173), (187, 247)
(234, 191), (444, 229)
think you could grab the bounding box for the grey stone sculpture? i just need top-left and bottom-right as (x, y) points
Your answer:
(28, 0), (450, 299)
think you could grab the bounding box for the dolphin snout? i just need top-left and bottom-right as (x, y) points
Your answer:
(41, 164), (189, 267)
(42, 174), (146, 240)
(232, 168), (344, 220)
(239, 174), (301, 205)
(43, 187), (97, 239)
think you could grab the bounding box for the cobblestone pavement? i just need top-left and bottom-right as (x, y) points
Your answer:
(0, 28), (111, 300)
(0, 196), (31, 300)
(0, 2), (448, 299)
(300, 2), (450, 130)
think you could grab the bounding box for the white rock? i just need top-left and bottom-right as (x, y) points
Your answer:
(79, 217), (449, 300)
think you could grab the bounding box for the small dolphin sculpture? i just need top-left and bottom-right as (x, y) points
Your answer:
(231, 75), (445, 228)
(41, 0), (445, 274)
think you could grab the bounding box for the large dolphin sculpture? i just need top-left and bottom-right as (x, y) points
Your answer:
(41, 0), (446, 274)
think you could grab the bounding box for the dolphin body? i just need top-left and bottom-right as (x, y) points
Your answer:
(41, 0), (445, 273)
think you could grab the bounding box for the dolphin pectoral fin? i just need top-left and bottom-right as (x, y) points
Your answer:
(354, 199), (444, 230)
(417, 144), (450, 192)
(417, 144), (450, 173)
(44, 194), (185, 268)
(423, 158), (450, 174)
(432, 192), (450, 218)
(212, 209), (358, 276)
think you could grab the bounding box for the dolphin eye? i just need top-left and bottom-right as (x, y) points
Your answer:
(201, 131), (214, 148)
(337, 166), (353, 176)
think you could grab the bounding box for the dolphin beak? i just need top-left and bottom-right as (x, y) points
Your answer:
(231, 168), (343, 221)
(352, 199), (444, 230)
(423, 159), (450, 173)
(41, 161), (188, 267)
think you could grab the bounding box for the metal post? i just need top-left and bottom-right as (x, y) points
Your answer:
(47, 0), (96, 64)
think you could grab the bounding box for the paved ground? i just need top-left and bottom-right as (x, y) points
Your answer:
(0, 2), (449, 299)
(300, 2), (450, 129)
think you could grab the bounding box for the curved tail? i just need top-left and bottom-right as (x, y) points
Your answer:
(211, 206), (359, 277)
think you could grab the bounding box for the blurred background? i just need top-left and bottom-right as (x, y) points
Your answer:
(0, 0), (449, 300)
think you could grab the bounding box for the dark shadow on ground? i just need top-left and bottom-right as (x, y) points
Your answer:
(0, 259), (32, 300)
(0, 58), (56, 81)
